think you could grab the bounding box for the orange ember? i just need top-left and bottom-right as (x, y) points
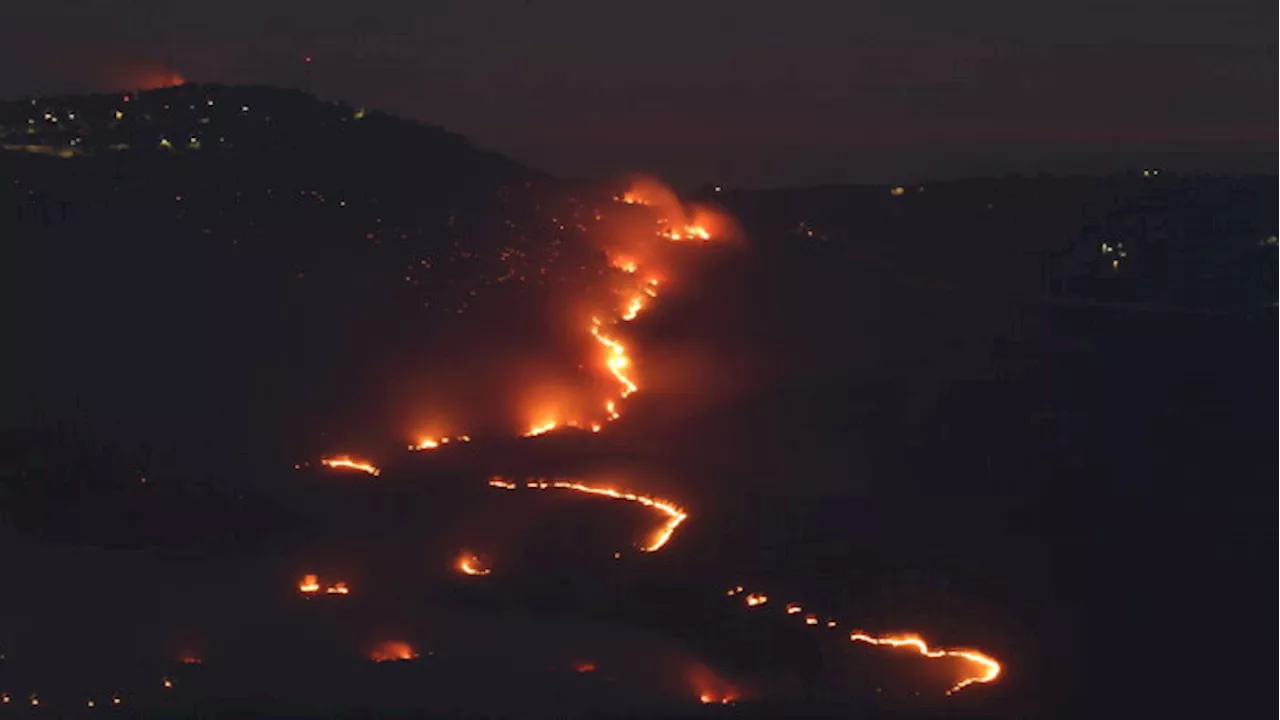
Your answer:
(455, 550), (492, 576)
(180, 656), (202, 665)
(848, 632), (1002, 695)
(299, 574), (320, 594)
(745, 593), (768, 607)
(325, 582), (350, 595)
(492, 476), (687, 552)
(321, 456), (381, 476)
(370, 641), (418, 663)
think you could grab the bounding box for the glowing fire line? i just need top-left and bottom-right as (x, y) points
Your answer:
(728, 586), (1001, 694)
(321, 456), (381, 476)
(847, 632), (1001, 695)
(520, 190), (710, 438)
(489, 476), (687, 552)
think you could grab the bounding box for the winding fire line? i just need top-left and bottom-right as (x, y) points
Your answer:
(521, 191), (713, 438)
(847, 632), (1001, 695)
(488, 476), (687, 552)
(321, 456), (381, 476)
(727, 587), (1001, 694)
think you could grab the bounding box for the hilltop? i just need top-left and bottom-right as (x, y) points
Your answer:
(0, 82), (529, 182)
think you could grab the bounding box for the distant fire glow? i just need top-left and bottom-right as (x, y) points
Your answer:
(370, 641), (418, 663)
(489, 476), (687, 552)
(299, 574), (349, 596)
(321, 456), (381, 476)
(410, 435), (471, 451)
(455, 550), (491, 576)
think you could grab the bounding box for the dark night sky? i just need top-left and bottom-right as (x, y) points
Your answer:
(0, 0), (1274, 186)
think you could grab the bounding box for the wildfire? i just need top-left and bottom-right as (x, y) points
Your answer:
(524, 420), (560, 437)
(455, 550), (492, 576)
(292, 177), (1005, 702)
(320, 456), (381, 476)
(410, 435), (471, 451)
(370, 641), (418, 663)
(514, 181), (726, 438)
(490, 476), (687, 552)
(659, 223), (713, 242)
(848, 632), (1002, 695)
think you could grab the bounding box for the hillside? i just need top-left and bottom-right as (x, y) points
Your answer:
(1, 84), (633, 471)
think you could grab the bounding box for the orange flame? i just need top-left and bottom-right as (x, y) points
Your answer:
(745, 593), (768, 607)
(321, 456), (381, 476)
(490, 476), (687, 552)
(516, 182), (725, 438)
(370, 641), (418, 663)
(298, 574), (320, 594)
(410, 435), (471, 451)
(455, 550), (492, 576)
(847, 632), (1002, 695)
(325, 582), (350, 595)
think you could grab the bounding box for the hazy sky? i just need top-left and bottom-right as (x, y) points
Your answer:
(0, 0), (1274, 186)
